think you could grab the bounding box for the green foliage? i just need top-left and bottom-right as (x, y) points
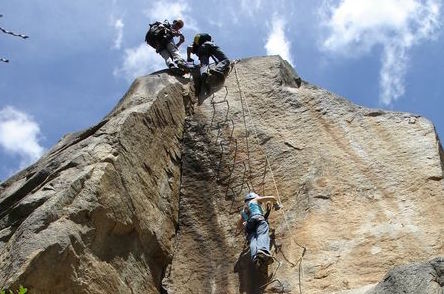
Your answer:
(0, 286), (27, 294)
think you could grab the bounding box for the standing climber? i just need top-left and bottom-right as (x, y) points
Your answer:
(237, 192), (281, 267)
(145, 19), (187, 70)
(187, 33), (230, 95)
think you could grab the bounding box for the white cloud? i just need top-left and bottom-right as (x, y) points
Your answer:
(0, 106), (45, 168)
(143, 0), (198, 31)
(379, 42), (408, 105)
(320, 0), (441, 105)
(113, 43), (165, 81)
(112, 18), (124, 50)
(265, 15), (294, 65)
(241, 0), (263, 17)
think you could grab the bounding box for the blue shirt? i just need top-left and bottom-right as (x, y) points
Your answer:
(241, 201), (264, 221)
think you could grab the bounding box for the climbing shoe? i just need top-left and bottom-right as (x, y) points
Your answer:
(176, 60), (192, 72)
(168, 63), (186, 75)
(209, 68), (225, 79)
(256, 250), (274, 265)
(253, 256), (262, 268)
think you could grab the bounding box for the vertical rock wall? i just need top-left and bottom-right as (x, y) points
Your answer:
(163, 56), (444, 293)
(0, 73), (188, 293)
(0, 56), (443, 293)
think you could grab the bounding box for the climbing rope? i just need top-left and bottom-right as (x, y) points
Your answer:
(233, 63), (281, 202)
(202, 61), (306, 293)
(233, 62), (307, 294)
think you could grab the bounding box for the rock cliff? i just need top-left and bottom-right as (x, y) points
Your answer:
(0, 56), (443, 293)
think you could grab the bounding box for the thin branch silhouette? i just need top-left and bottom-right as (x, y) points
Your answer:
(1, 14), (29, 63)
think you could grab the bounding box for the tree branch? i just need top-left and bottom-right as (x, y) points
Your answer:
(0, 26), (29, 39)
(1, 14), (29, 63)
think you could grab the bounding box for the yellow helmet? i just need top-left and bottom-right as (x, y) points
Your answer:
(193, 33), (211, 46)
(193, 34), (200, 45)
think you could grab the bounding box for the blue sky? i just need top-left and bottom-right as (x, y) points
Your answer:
(0, 0), (442, 181)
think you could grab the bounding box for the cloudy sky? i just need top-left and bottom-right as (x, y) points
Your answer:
(0, 0), (443, 181)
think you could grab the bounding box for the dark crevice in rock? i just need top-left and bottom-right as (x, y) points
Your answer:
(314, 194), (331, 200)
(258, 135), (272, 145)
(284, 141), (303, 150)
(4, 193), (49, 231)
(277, 57), (302, 88)
(438, 133), (444, 180)
(0, 169), (50, 219)
(365, 110), (385, 117)
(161, 114), (234, 292)
(159, 101), (188, 294)
(427, 176), (443, 181)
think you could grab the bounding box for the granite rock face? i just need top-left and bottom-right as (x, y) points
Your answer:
(0, 73), (188, 293)
(366, 257), (444, 294)
(0, 56), (443, 293)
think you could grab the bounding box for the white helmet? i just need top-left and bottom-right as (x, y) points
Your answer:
(244, 192), (258, 202)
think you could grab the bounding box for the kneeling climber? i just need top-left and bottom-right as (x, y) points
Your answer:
(145, 19), (188, 70)
(238, 192), (281, 267)
(187, 33), (230, 95)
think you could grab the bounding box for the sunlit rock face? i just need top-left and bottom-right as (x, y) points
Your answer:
(1, 56), (443, 293)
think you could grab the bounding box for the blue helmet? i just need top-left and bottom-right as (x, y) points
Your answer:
(244, 192), (258, 202)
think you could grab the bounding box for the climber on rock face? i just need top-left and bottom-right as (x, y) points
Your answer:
(237, 192), (281, 267)
(145, 19), (189, 71)
(187, 33), (230, 95)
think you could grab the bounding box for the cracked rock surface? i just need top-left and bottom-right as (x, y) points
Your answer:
(0, 56), (443, 293)
(366, 257), (444, 294)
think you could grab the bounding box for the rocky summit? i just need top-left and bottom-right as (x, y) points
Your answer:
(0, 56), (443, 294)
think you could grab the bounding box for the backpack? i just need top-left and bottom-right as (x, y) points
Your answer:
(145, 21), (172, 50)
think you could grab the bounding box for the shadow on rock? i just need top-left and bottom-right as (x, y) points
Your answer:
(234, 245), (269, 294)
(198, 75), (226, 105)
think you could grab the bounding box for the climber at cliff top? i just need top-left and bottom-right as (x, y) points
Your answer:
(237, 192), (281, 267)
(187, 33), (230, 95)
(145, 19), (189, 71)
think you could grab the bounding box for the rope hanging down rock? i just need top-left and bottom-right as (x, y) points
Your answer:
(233, 62), (307, 294)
